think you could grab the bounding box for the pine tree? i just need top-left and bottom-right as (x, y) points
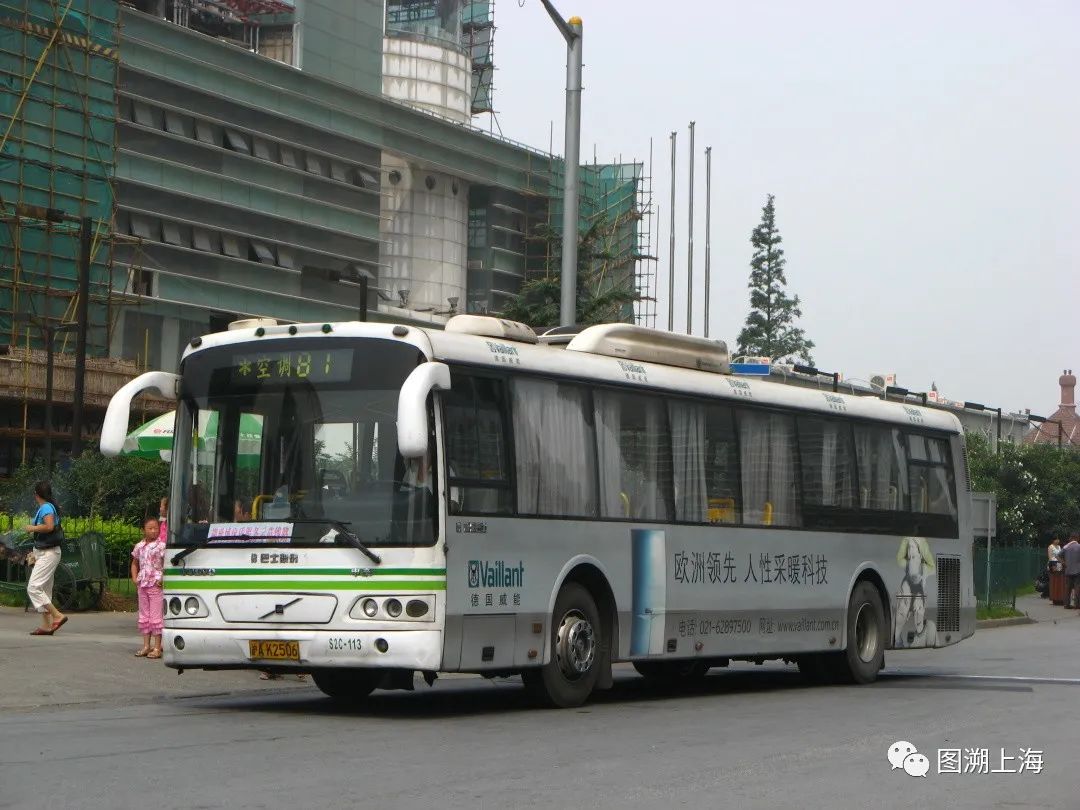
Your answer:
(735, 194), (815, 364)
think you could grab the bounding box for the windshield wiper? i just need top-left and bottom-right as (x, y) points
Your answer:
(285, 519), (382, 565)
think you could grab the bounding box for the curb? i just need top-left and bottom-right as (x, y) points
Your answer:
(976, 616), (1036, 629)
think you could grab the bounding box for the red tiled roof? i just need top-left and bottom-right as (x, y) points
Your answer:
(1025, 370), (1080, 446)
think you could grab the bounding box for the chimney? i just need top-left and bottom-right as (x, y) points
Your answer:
(1061, 369), (1076, 409)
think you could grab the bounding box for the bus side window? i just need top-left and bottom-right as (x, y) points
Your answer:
(737, 408), (801, 527)
(443, 374), (512, 515)
(667, 399), (741, 524)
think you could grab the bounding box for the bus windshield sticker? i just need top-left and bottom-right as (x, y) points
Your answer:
(207, 522), (294, 544)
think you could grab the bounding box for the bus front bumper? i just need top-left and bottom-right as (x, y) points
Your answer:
(161, 628), (443, 671)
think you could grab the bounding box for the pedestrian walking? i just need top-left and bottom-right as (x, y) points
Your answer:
(1061, 535), (1080, 609)
(131, 516), (166, 658)
(25, 481), (67, 636)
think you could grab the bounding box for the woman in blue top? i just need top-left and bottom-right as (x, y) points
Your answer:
(25, 481), (68, 635)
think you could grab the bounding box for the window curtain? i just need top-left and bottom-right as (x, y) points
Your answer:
(669, 400), (707, 522)
(512, 379), (597, 517)
(636, 399), (672, 521)
(855, 425), (907, 511)
(594, 392), (625, 518)
(740, 411), (798, 526)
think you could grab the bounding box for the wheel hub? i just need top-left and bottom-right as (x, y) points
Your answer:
(555, 609), (595, 679)
(854, 603), (878, 663)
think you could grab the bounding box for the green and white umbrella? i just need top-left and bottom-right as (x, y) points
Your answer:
(123, 411), (264, 467)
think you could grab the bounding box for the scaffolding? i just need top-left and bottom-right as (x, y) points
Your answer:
(461, 0), (494, 116)
(0, 0), (119, 353)
(0, 1), (148, 469)
(523, 150), (652, 325)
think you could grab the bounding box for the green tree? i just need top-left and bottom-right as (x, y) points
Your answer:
(736, 194), (815, 364)
(499, 217), (641, 328)
(965, 432), (1080, 545)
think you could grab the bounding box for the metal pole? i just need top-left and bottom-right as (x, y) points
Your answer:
(994, 407), (1001, 453)
(667, 130), (676, 331)
(70, 216), (91, 458)
(703, 145), (712, 339)
(985, 497), (992, 607)
(538, 1), (583, 328)
(44, 327), (54, 468)
(686, 121), (695, 335)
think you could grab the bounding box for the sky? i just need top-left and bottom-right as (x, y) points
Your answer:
(487, 0), (1079, 417)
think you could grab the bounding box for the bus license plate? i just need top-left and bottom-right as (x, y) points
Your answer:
(248, 640), (300, 661)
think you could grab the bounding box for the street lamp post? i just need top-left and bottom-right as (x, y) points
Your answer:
(964, 402), (1004, 452)
(538, 0), (582, 328)
(15, 314), (78, 468)
(1028, 413), (1063, 448)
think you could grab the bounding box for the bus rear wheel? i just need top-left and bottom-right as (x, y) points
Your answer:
(831, 581), (886, 684)
(311, 669), (379, 704)
(523, 582), (601, 708)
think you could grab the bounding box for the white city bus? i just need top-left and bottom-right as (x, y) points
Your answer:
(101, 315), (975, 708)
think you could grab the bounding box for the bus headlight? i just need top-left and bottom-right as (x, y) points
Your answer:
(169, 597), (182, 615)
(184, 597), (200, 616)
(348, 595), (435, 621)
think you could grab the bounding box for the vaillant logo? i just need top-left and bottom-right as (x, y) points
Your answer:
(468, 560), (525, 589)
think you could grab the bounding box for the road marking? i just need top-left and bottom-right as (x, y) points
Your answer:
(904, 673), (1080, 686)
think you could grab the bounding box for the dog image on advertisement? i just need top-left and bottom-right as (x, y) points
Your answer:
(894, 536), (936, 648)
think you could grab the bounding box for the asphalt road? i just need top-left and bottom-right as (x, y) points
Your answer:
(2, 603), (1077, 809)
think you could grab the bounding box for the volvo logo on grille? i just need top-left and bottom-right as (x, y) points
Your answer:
(259, 597), (302, 620)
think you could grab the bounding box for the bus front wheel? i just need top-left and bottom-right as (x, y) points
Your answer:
(524, 582), (601, 708)
(311, 669), (378, 704)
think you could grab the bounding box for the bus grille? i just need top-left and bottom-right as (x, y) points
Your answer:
(936, 556), (961, 633)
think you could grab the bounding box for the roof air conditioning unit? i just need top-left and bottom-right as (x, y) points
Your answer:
(870, 373), (896, 391)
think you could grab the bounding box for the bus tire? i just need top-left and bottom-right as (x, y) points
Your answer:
(311, 669), (378, 703)
(833, 581), (887, 684)
(524, 582), (602, 708)
(633, 660), (710, 686)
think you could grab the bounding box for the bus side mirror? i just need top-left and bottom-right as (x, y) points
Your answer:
(397, 362), (451, 458)
(100, 371), (180, 457)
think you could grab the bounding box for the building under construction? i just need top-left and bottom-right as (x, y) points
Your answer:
(0, 0), (652, 475)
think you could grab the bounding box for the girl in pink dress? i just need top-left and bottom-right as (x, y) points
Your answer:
(130, 516), (166, 659)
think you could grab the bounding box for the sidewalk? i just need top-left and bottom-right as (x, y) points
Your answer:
(1016, 591), (1080, 624)
(0, 607), (311, 713)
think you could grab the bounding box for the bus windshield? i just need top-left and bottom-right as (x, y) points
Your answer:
(171, 337), (436, 548)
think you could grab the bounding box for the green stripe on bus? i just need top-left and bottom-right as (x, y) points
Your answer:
(164, 568), (446, 577)
(168, 580), (446, 591)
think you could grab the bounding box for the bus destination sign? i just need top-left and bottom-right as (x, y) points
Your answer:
(231, 348), (353, 384)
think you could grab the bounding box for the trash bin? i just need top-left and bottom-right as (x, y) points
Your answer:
(1050, 570), (1068, 605)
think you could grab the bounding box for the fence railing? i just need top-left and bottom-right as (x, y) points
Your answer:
(973, 546), (1045, 609)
